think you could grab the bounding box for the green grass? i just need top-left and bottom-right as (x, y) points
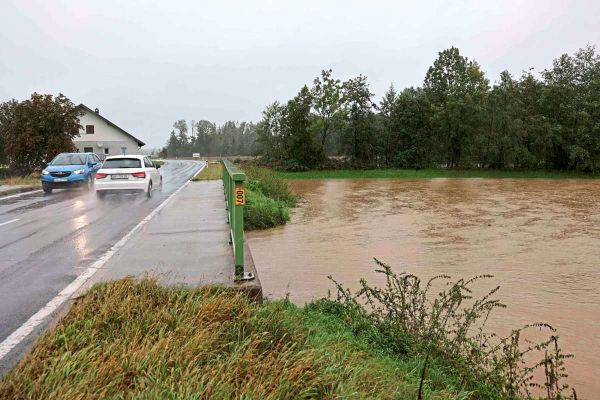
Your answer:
(0, 278), (465, 400)
(244, 165), (297, 205)
(275, 168), (600, 180)
(192, 162), (296, 230)
(244, 166), (296, 230)
(245, 187), (290, 230)
(192, 162), (223, 181)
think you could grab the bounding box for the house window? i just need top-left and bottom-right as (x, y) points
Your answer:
(104, 148), (109, 155)
(84, 147), (93, 153)
(85, 125), (94, 134)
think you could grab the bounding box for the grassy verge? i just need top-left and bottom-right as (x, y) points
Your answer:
(0, 174), (41, 186)
(192, 162), (223, 181)
(276, 168), (600, 180)
(0, 278), (465, 400)
(151, 160), (165, 169)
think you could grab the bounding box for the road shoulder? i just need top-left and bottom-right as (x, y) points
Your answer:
(86, 180), (262, 296)
(0, 185), (39, 198)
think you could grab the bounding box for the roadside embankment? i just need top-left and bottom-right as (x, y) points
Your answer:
(0, 265), (575, 399)
(0, 278), (464, 400)
(0, 173), (40, 197)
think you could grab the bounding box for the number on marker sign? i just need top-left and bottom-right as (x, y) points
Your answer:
(235, 187), (245, 205)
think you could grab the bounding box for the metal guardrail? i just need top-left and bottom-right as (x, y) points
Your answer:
(222, 160), (254, 281)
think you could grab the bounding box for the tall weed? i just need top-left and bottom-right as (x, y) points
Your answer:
(320, 259), (576, 400)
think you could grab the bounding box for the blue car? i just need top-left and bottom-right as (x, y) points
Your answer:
(41, 153), (102, 194)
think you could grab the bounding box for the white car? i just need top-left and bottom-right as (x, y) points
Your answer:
(95, 155), (162, 199)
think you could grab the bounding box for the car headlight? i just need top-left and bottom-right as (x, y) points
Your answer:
(42, 170), (50, 175)
(73, 169), (85, 175)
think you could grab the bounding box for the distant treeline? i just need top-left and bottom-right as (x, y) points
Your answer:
(159, 120), (258, 158)
(256, 45), (600, 171)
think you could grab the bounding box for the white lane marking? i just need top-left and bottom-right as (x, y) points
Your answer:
(0, 161), (205, 361)
(0, 218), (19, 227)
(0, 190), (43, 201)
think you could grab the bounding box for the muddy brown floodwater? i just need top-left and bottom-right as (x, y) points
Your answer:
(248, 178), (600, 398)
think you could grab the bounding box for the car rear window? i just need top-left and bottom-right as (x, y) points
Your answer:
(102, 158), (142, 168)
(51, 154), (86, 165)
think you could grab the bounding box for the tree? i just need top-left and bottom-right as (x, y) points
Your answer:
(477, 71), (525, 168)
(0, 122), (6, 166)
(540, 45), (600, 171)
(173, 120), (189, 156)
(195, 120), (217, 156)
(284, 86), (320, 169)
(165, 130), (180, 157)
(342, 75), (377, 166)
(393, 87), (433, 168)
(311, 69), (344, 156)
(424, 47), (489, 167)
(379, 84), (399, 166)
(0, 93), (82, 173)
(256, 102), (287, 161)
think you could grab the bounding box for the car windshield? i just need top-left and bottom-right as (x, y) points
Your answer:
(102, 158), (142, 168)
(51, 154), (86, 165)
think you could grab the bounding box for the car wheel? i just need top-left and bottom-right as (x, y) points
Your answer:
(43, 185), (52, 195)
(146, 182), (152, 198)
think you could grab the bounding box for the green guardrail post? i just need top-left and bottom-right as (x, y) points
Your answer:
(221, 160), (254, 282)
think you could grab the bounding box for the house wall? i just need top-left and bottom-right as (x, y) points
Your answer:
(74, 139), (139, 158)
(74, 110), (141, 158)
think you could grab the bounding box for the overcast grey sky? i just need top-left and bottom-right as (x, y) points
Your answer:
(1, 0), (599, 148)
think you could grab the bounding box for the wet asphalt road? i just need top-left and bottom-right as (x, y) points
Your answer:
(0, 160), (203, 370)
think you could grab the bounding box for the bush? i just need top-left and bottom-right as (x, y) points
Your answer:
(245, 187), (290, 230)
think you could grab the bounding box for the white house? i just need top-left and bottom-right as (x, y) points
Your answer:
(73, 104), (145, 158)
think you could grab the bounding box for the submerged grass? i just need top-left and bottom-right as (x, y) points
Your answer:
(275, 169), (600, 180)
(0, 278), (464, 400)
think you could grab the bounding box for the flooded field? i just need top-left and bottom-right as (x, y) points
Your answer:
(248, 178), (600, 398)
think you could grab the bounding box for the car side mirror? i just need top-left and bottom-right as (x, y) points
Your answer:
(90, 162), (98, 167)
(155, 164), (161, 169)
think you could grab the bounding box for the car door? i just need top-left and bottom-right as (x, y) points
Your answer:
(89, 155), (97, 176)
(93, 154), (102, 171)
(144, 157), (158, 186)
(86, 155), (95, 177)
